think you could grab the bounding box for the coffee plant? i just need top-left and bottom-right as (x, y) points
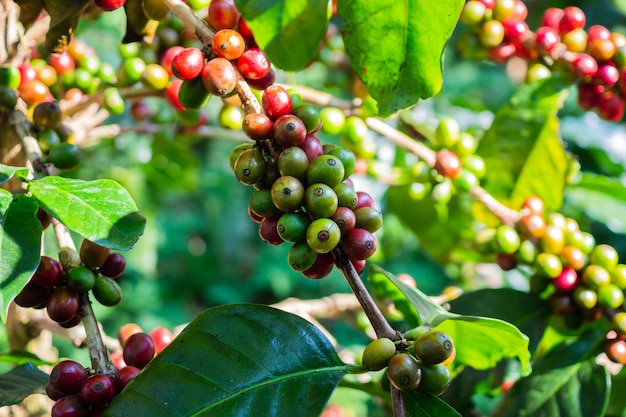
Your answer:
(1, 0), (626, 415)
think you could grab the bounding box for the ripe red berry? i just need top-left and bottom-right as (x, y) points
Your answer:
(114, 366), (141, 391)
(341, 228), (377, 260)
(123, 333), (156, 369)
(51, 394), (89, 417)
(80, 374), (116, 407)
(594, 64), (619, 87)
(165, 80), (186, 111)
(171, 47), (205, 80)
(587, 25), (611, 42)
(206, 0), (240, 30)
(598, 92), (625, 122)
(577, 82), (603, 110)
(300, 134), (324, 162)
(502, 19), (529, 41)
(535, 26), (560, 52)
(160, 46), (185, 77)
(237, 48), (271, 80)
(572, 53), (598, 78)
(212, 29), (245, 60)
(47, 287), (80, 324)
(262, 85), (292, 121)
(259, 215), (285, 246)
(246, 68), (275, 90)
(237, 16), (254, 38)
(201, 57), (238, 96)
(558, 6), (586, 34)
(50, 360), (88, 395)
(301, 252), (335, 279)
(242, 112), (273, 141)
(14, 282), (51, 308)
(541, 7), (564, 29)
(149, 327), (174, 354)
(273, 114), (307, 147)
(355, 191), (375, 209)
(30, 256), (64, 287)
(99, 253), (126, 279)
(434, 150), (462, 179)
(94, 0), (126, 11)
(554, 267), (579, 292)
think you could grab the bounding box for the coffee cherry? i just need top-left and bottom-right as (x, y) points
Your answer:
(31, 256), (64, 287)
(171, 47), (204, 80)
(354, 207), (383, 233)
(242, 112), (273, 141)
(341, 228), (377, 260)
(494, 225), (521, 255)
(560, 245), (586, 270)
(66, 267), (96, 293)
(47, 287), (80, 323)
(535, 252), (563, 278)
(46, 382), (64, 401)
(605, 338), (626, 364)
(114, 366), (141, 391)
(201, 57), (237, 96)
(100, 253), (126, 279)
(416, 363), (451, 395)
(461, 1), (487, 27)
(413, 330), (454, 365)
(306, 218), (341, 254)
(14, 282), (51, 308)
(582, 265), (611, 289)
(362, 338), (396, 371)
(79, 239), (110, 269)
(563, 28), (588, 53)
(598, 284), (624, 309)
(33, 101), (62, 129)
(541, 225), (565, 254)
(590, 244), (619, 271)
(355, 191), (375, 209)
(330, 207), (357, 236)
(516, 213), (546, 239)
(333, 183), (358, 210)
(80, 374), (115, 408)
(292, 104), (322, 134)
(307, 155), (345, 188)
(246, 69), (275, 90)
(305, 184), (339, 219)
(212, 29), (245, 60)
(553, 267), (579, 292)
(149, 326), (174, 354)
(237, 48), (271, 80)
(535, 26), (560, 52)
(387, 353), (422, 392)
(288, 241), (318, 271)
(50, 360), (87, 395)
(273, 114), (307, 147)
(479, 20), (505, 47)
(517, 239), (538, 265)
(277, 146), (309, 181)
(320, 107), (346, 135)
(234, 147), (266, 185)
(259, 215), (284, 246)
(301, 252), (335, 279)
(92, 276), (122, 306)
(611, 265), (626, 289)
(48, 143), (82, 170)
(262, 85), (292, 121)
(573, 287), (598, 309)
(118, 323), (143, 347)
(277, 212), (310, 242)
(51, 394), (89, 417)
(301, 134), (324, 162)
(142, 63), (169, 90)
(206, 0), (239, 30)
(558, 6), (586, 34)
(271, 176), (305, 212)
(123, 333), (156, 369)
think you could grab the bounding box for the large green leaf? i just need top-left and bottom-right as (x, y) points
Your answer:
(105, 304), (356, 417)
(404, 390), (461, 417)
(475, 77), (570, 223)
(235, 0), (329, 71)
(0, 195), (41, 322)
(0, 164), (29, 185)
(0, 363), (49, 406)
(370, 266), (531, 376)
(0, 190), (12, 219)
(492, 339), (609, 417)
(565, 172), (626, 234)
(0, 350), (55, 366)
(338, 0), (464, 116)
(28, 176), (145, 250)
(369, 264), (423, 327)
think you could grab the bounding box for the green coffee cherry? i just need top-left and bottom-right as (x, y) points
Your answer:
(92, 276), (122, 306)
(288, 241), (318, 271)
(249, 189), (282, 217)
(413, 330), (454, 365)
(277, 212), (310, 242)
(307, 155), (345, 188)
(66, 267), (96, 294)
(278, 147), (309, 181)
(271, 176), (305, 212)
(234, 148), (266, 185)
(306, 218), (341, 253)
(416, 362), (451, 396)
(304, 184), (338, 219)
(387, 353), (422, 392)
(362, 338), (397, 371)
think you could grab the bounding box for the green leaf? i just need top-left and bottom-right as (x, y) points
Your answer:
(338, 0), (464, 116)
(105, 304), (355, 417)
(448, 289), (551, 353)
(14, 0), (43, 29)
(235, 0), (329, 71)
(41, 0), (91, 52)
(0, 164), (29, 185)
(565, 172), (626, 234)
(431, 313), (531, 377)
(29, 176), (145, 250)
(475, 77), (570, 224)
(404, 390), (461, 417)
(0, 363), (49, 406)
(493, 340), (609, 417)
(0, 195), (41, 322)
(368, 264), (422, 327)
(0, 351), (55, 367)
(0, 190), (12, 219)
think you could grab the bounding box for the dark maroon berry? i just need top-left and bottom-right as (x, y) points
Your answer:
(99, 253), (126, 279)
(352, 259), (366, 275)
(300, 134), (324, 162)
(80, 374), (116, 407)
(51, 394), (89, 417)
(342, 228), (377, 260)
(259, 215), (285, 246)
(114, 366), (141, 391)
(237, 48), (271, 80)
(14, 282), (52, 308)
(262, 85), (292, 121)
(31, 256), (64, 287)
(273, 114), (307, 147)
(123, 333), (156, 369)
(59, 313), (83, 329)
(37, 207), (52, 230)
(331, 207), (356, 236)
(50, 360), (88, 395)
(47, 287), (80, 324)
(246, 69), (275, 90)
(46, 382), (64, 401)
(302, 252), (335, 279)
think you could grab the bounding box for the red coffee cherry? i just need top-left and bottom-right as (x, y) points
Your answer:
(95, 0), (126, 11)
(242, 112), (273, 141)
(341, 228), (377, 260)
(30, 256), (64, 287)
(598, 92), (624, 122)
(273, 114), (307, 147)
(553, 267), (579, 292)
(205, 0), (240, 30)
(50, 360), (88, 395)
(80, 374), (116, 408)
(434, 150), (462, 179)
(115, 366), (141, 391)
(171, 47), (205, 80)
(301, 252), (335, 279)
(79, 239), (111, 269)
(201, 57), (237, 96)
(246, 69), (275, 90)
(149, 326), (174, 354)
(99, 253), (126, 279)
(541, 7), (564, 29)
(160, 46), (185, 77)
(535, 26), (560, 52)
(237, 48), (271, 80)
(14, 282), (51, 308)
(212, 29), (245, 60)
(558, 6), (586, 34)
(47, 287), (80, 324)
(123, 332), (156, 369)
(262, 85), (292, 121)
(51, 394), (89, 417)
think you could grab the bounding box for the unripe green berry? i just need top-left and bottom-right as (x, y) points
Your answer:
(362, 338), (397, 371)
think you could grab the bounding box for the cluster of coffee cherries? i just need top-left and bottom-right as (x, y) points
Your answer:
(230, 85), (381, 278)
(46, 323), (172, 417)
(460, 1), (626, 121)
(361, 329), (454, 395)
(476, 195), (626, 362)
(14, 239), (126, 327)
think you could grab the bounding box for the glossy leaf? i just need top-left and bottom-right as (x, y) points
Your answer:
(0, 350), (55, 366)
(0, 190), (11, 219)
(493, 339), (608, 417)
(338, 0), (464, 115)
(105, 303), (355, 417)
(475, 77), (570, 224)
(0, 363), (48, 406)
(28, 176), (145, 250)
(235, 0), (329, 71)
(448, 288), (551, 353)
(0, 196), (41, 322)
(0, 164), (28, 185)
(404, 390), (461, 417)
(41, 0), (91, 52)
(565, 172), (626, 233)
(368, 264), (422, 327)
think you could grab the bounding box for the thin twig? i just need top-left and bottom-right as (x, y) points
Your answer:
(391, 387), (407, 417)
(161, 0), (214, 46)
